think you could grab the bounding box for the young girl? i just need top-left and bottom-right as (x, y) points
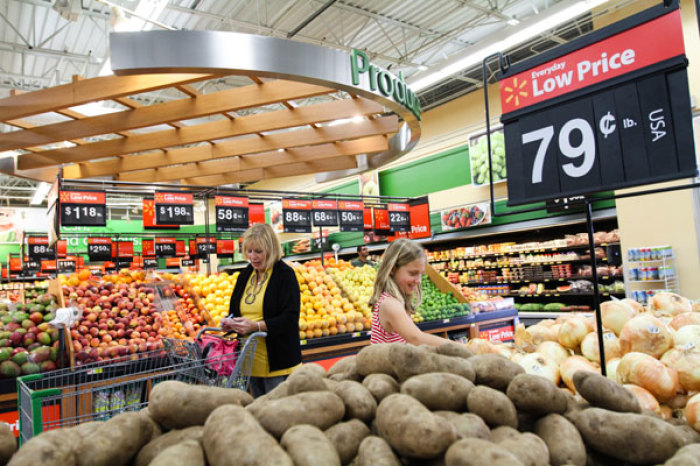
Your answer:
(369, 238), (447, 346)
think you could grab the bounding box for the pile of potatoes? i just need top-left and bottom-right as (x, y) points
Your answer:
(3, 341), (700, 466)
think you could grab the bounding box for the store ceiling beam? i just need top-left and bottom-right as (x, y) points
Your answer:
(0, 73), (219, 122)
(18, 97), (385, 170)
(116, 135), (388, 182)
(62, 115), (398, 179)
(0, 80), (332, 151)
(183, 153), (360, 185)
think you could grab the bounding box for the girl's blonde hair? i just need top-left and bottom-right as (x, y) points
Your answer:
(369, 238), (426, 313)
(241, 223), (283, 270)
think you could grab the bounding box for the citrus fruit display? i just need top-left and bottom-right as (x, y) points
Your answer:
(186, 272), (239, 326)
(326, 261), (376, 316)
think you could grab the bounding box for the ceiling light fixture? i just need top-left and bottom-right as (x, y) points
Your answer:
(408, 0), (609, 92)
(30, 182), (51, 206)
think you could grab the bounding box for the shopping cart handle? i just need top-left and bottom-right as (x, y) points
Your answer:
(195, 327), (267, 339)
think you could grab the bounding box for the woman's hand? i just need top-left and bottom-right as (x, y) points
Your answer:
(220, 317), (236, 332)
(230, 317), (258, 334)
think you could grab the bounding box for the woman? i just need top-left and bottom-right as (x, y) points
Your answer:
(369, 238), (446, 346)
(222, 224), (301, 397)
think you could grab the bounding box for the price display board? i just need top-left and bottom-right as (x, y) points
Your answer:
(282, 199), (312, 233)
(55, 240), (68, 259)
(387, 203), (411, 232)
(27, 237), (54, 261)
(311, 200), (338, 227)
(181, 258), (195, 267)
(249, 203), (265, 226)
(115, 258), (133, 269)
(155, 238), (177, 258)
(59, 190), (106, 227)
(176, 240), (187, 257)
(57, 259), (76, 274)
(363, 207), (373, 231)
(499, 3), (696, 206)
(41, 260), (56, 274)
(113, 241), (134, 259)
(143, 257), (158, 269)
(312, 230), (329, 250)
(142, 199), (179, 230)
(154, 191), (194, 225)
(372, 207), (391, 234)
(546, 196), (587, 213)
(22, 260), (40, 276)
(196, 238), (217, 257)
(142, 240), (155, 257)
(215, 196), (249, 232)
(216, 240), (236, 258)
(337, 201), (364, 232)
(87, 238), (112, 262)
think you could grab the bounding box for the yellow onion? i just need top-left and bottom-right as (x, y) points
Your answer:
(492, 343), (514, 360)
(601, 300), (637, 336)
(661, 348), (700, 392)
(621, 298), (645, 315)
(558, 315), (591, 351)
(510, 352), (525, 364)
(649, 292), (692, 318)
(518, 352), (560, 385)
(526, 324), (559, 345)
(667, 393), (690, 410)
(670, 312), (700, 331)
(693, 301), (700, 312)
(618, 352), (680, 402)
(537, 319), (557, 327)
(624, 384), (661, 415)
(619, 314), (673, 358)
(659, 404), (673, 420)
(560, 355), (599, 392)
(466, 338), (498, 355)
(606, 358), (621, 381)
(536, 341), (571, 367)
(580, 331), (622, 364)
(673, 325), (700, 351)
(686, 393), (700, 432)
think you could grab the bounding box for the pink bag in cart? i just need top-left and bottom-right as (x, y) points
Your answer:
(196, 333), (239, 376)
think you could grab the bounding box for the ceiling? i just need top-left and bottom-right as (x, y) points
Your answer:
(0, 0), (638, 205)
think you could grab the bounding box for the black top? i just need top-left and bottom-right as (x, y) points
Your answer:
(228, 260), (301, 372)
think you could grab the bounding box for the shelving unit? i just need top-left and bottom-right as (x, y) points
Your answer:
(625, 246), (679, 304)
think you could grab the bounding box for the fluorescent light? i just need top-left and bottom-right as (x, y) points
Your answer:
(409, 0), (609, 92)
(30, 182), (51, 206)
(69, 101), (122, 116)
(507, 18), (520, 26)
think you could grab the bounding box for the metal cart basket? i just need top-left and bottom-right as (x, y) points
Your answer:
(16, 331), (264, 444)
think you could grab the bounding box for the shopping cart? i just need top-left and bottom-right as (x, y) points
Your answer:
(16, 330), (264, 444)
(162, 327), (265, 390)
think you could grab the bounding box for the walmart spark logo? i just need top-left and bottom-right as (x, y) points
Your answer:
(503, 77), (529, 107)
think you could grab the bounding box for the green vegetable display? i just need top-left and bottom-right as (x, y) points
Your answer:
(415, 277), (470, 323)
(469, 129), (506, 186)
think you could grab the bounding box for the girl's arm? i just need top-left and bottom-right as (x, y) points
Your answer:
(379, 297), (447, 346)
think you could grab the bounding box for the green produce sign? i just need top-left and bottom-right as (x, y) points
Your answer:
(350, 49), (421, 121)
(469, 126), (506, 186)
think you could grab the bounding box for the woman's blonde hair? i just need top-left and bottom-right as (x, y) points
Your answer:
(241, 223), (283, 270)
(369, 238), (426, 313)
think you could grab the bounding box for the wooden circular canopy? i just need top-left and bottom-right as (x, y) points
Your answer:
(0, 72), (399, 186)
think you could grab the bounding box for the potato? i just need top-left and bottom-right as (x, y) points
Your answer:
(8, 427), (79, 466)
(355, 435), (401, 466)
(467, 386), (518, 428)
(149, 380), (252, 429)
(134, 426), (203, 466)
(572, 407), (686, 463)
(356, 344), (396, 377)
(534, 414), (585, 466)
(437, 341), (474, 359)
(675, 424), (700, 444)
(470, 354), (525, 391)
(362, 373), (399, 402)
(506, 374), (567, 414)
(76, 412), (154, 466)
(137, 407), (162, 441)
(376, 394), (457, 458)
(498, 433), (549, 466)
(324, 419), (371, 465)
(401, 373), (474, 411)
(664, 444), (700, 466)
(255, 391), (345, 437)
(435, 411), (490, 440)
(203, 404), (292, 466)
(149, 440), (205, 466)
(327, 355), (361, 381)
(572, 371), (641, 413)
(0, 422), (15, 464)
(490, 426), (520, 443)
(333, 381), (377, 423)
(389, 344), (475, 382)
(445, 438), (524, 466)
(281, 424), (340, 466)
(287, 367), (327, 395)
(72, 421), (104, 438)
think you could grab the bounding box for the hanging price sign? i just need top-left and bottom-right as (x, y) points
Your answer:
(27, 237), (54, 261)
(115, 258), (133, 269)
(282, 199), (312, 233)
(143, 257), (159, 269)
(154, 238), (177, 258)
(181, 258), (195, 267)
(215, 196), (249, 232)
(113, 241), (134, 259)
(57, 259), (76, 274)
(59, 190), (106, 227)
(500, 3), (696, 205)
(40, 260), (56, 273)
(22, 260), (40, 275)
(176, 240), (187, 257)
(387, 203), (411, 232)
(249, 203), (265, 226)
(337, 201), (364, 232)
(87, 238), (112, 262)
(311, 200), (338, 227)
(373, 207), (391, 233)
(216, 240), (236, 258)
(154, 192), (194, 225)
(142, 240), (155, 257)
(196, 237), (217, 257)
